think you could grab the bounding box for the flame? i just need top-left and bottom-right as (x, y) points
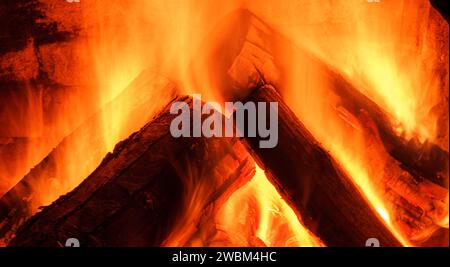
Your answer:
(251, 0), (445, 141)
(217, 165), (323, 247)
(256, 0), (447, 245)
(1, 0), (447, 247)
(0, 64), (100, 198)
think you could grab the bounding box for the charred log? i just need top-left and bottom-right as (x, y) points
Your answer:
(8, 96), (254, 246)
(240, 85), (402, 246)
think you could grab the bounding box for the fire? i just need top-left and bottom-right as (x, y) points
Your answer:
(0, 0), (447, 246)
(216, 165), (324, 247)
(268, 0), (447, 245)
(255, 0), (445, 141)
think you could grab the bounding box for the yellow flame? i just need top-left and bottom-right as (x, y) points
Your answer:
(218, 165), (323, 247)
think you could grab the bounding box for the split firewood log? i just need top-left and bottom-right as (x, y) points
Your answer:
(238, 84), (402, 246)
(8, 96), (255, 246)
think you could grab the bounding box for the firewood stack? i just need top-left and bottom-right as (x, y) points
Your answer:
(1, 3), (448, 247)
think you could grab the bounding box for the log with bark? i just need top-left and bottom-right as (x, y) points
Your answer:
(239, 85), (402, 246)
(8, 96), (255, 246)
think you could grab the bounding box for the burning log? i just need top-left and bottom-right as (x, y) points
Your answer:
(245, 40), (449, 243)
(217, 10), (448, 188)
(352, 110), (448, 243)
(8, 96), (255, 246)
(196, 9), (447, 245)
(240, 85), (402, 246)
(325, 67), (449, 188)
(0, 70), (177, 244)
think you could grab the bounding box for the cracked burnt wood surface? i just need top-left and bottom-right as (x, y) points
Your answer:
(241, 85), (402, 246)
(8, 96), (254, 246)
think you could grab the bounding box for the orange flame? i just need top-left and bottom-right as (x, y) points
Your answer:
(0, 0), (447, 247)
(217, 165), (324, 246)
